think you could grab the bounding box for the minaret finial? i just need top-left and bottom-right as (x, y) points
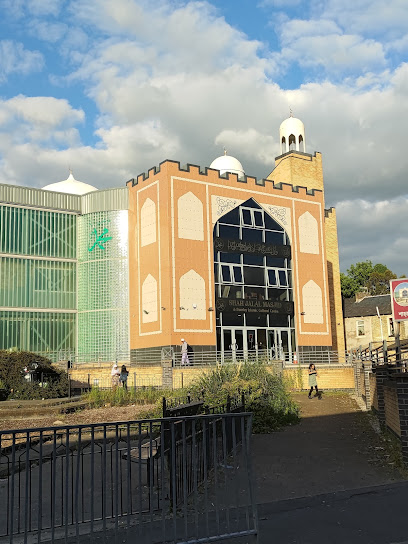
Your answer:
(223, 146), (227, 156)
(289, 107), (293, 117)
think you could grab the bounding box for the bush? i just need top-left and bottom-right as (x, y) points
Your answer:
(0, 350), (69, 400)
(189, 362), (300, 433)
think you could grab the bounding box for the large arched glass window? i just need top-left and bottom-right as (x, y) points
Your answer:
(213, 198), (295, 359)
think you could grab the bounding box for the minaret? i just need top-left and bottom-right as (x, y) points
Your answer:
(279, 111), (306, 155)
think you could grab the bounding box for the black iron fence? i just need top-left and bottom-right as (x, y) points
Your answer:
(0, 413), (257, 543)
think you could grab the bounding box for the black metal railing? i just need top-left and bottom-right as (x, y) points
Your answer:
(0, 413), (257, 543)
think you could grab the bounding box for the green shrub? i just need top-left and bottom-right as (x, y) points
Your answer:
(189, 361), (300, 433)
(0, 350), (69, 400)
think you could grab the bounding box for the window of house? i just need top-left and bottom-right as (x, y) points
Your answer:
(356, 320), (365, 337)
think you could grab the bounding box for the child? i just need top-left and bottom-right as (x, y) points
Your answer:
(308, 363), (319, 398)
(119, 364), (129, 390)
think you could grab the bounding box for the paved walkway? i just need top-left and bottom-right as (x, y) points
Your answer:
(252, 392), (407, 543)
(253, 392), (403, 503)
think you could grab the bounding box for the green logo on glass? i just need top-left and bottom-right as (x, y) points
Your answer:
(88, 228), (113, 251)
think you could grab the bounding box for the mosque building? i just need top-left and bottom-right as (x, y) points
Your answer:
(0, 115), (345, 363)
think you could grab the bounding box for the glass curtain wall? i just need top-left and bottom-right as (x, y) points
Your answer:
(214, 198), (295, 360)
(0, 205), (77, 357)
(77, 210), (129, 362)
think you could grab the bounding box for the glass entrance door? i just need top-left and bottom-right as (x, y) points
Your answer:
(268, 329), (291, 361)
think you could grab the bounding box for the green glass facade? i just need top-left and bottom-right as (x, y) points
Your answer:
(0, 204), (77, 357)
(77, 210), (129, 361)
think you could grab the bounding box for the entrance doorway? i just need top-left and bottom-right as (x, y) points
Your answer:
(221, 327), (291, 361)
(267, 329), (289, 361)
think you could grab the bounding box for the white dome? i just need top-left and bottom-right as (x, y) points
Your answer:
(279, 115), (306, 154)
(43, 173), (98, 195)
(210, 153), (245, 177)
(280, 116), (304, 135)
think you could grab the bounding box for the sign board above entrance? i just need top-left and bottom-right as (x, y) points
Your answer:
(216, 297), (294, 315)
(214, 237), (291, 259)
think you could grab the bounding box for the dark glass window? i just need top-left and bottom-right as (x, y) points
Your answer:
(220, 207), (240, 225)
(222, 313), (244, 326)
(244, 286), (266, 301)
(244, 266), (264, 286)
(219, 285), (243, 299)
(218, 224), (240, 239)
(233, 266), (243, 283)
(246, 313), (267, 326)
(267, 269), (277, 286)
(220, 252), (240, 263)
(269, 314), (290, 327)
(241, 209), (252, 226)
(265, 231), (284, 245)
(243, 254), (263, 265)
(264, 214), (283, 231)
(266, 256), (286, 267)
(268, 288), (288, 301)
(254, 210), (264, 227)
(278, 270), (288, 287)
(221, 266), (231, 282)
(242, 228), (262, 242)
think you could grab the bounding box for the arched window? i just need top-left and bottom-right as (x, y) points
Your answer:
(281, 136), (286, 154)
(179, 270), (206, 320)
(178, 192), (204, 241)
(140, 198), (156, 247)
(141, 274), (158, 323)
(298, 212), (319, 254)
(302, 281), (323, 324)
(288, 134), (296, 151)
(299, 134), (304, 152)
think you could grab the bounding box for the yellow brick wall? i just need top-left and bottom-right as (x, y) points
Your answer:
(283, 365), (354, 390)
(324, 208), (345, 353)
(268, 152), (324, 194)
(69, 364), (354, 392)
(370, 374), (378, 410)
(384, 385), (401, 437)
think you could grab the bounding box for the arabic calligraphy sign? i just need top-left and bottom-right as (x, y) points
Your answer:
(214, 237), (291, 259)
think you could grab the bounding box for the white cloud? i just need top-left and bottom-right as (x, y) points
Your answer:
(28, 19), (68, 42)
(0, 40), (44, 81)
(336, 198), (408, 276)
(0, 0), (407, 273)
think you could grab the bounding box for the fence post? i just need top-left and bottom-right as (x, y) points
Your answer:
(133, 372), (136, 392)
(88, 374), (90, 391)
(68, 376), (71, 398)
(242, 392), (245, 411)
(162, 397), (167, 418)
(226, 395), (231, 413)
(383, 340), (388, 364)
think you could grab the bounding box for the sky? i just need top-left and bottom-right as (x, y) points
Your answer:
(0, 0), (407, 275)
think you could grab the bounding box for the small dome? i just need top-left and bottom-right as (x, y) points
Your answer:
(210, 153), (245, 177)
(43, 172), (98, 195)
(279, 114), (306, 154)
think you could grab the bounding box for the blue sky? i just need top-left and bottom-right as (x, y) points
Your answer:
(0, 0), (408, 274)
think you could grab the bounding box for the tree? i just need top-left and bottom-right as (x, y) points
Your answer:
(341, 260), (399, 298)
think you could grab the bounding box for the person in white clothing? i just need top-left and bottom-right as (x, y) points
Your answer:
(181, 339), (190, 366)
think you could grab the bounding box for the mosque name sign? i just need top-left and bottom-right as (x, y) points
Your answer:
(216, 298), (294, 315)
(390, 278), (408, 322)
(214, 237), (291, 259)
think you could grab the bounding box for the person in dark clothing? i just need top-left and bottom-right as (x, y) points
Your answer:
(119, 364), (129, 390)
(308, 363), (319, 398)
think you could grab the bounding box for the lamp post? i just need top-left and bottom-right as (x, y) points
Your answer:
(376, 306), (384, 343)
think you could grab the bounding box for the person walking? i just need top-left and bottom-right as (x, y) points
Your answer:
(181, 338), (190, 366)
(111, 363), (120, 389)
(119, 364), (129, 390)
(308, 363), (319, 398)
